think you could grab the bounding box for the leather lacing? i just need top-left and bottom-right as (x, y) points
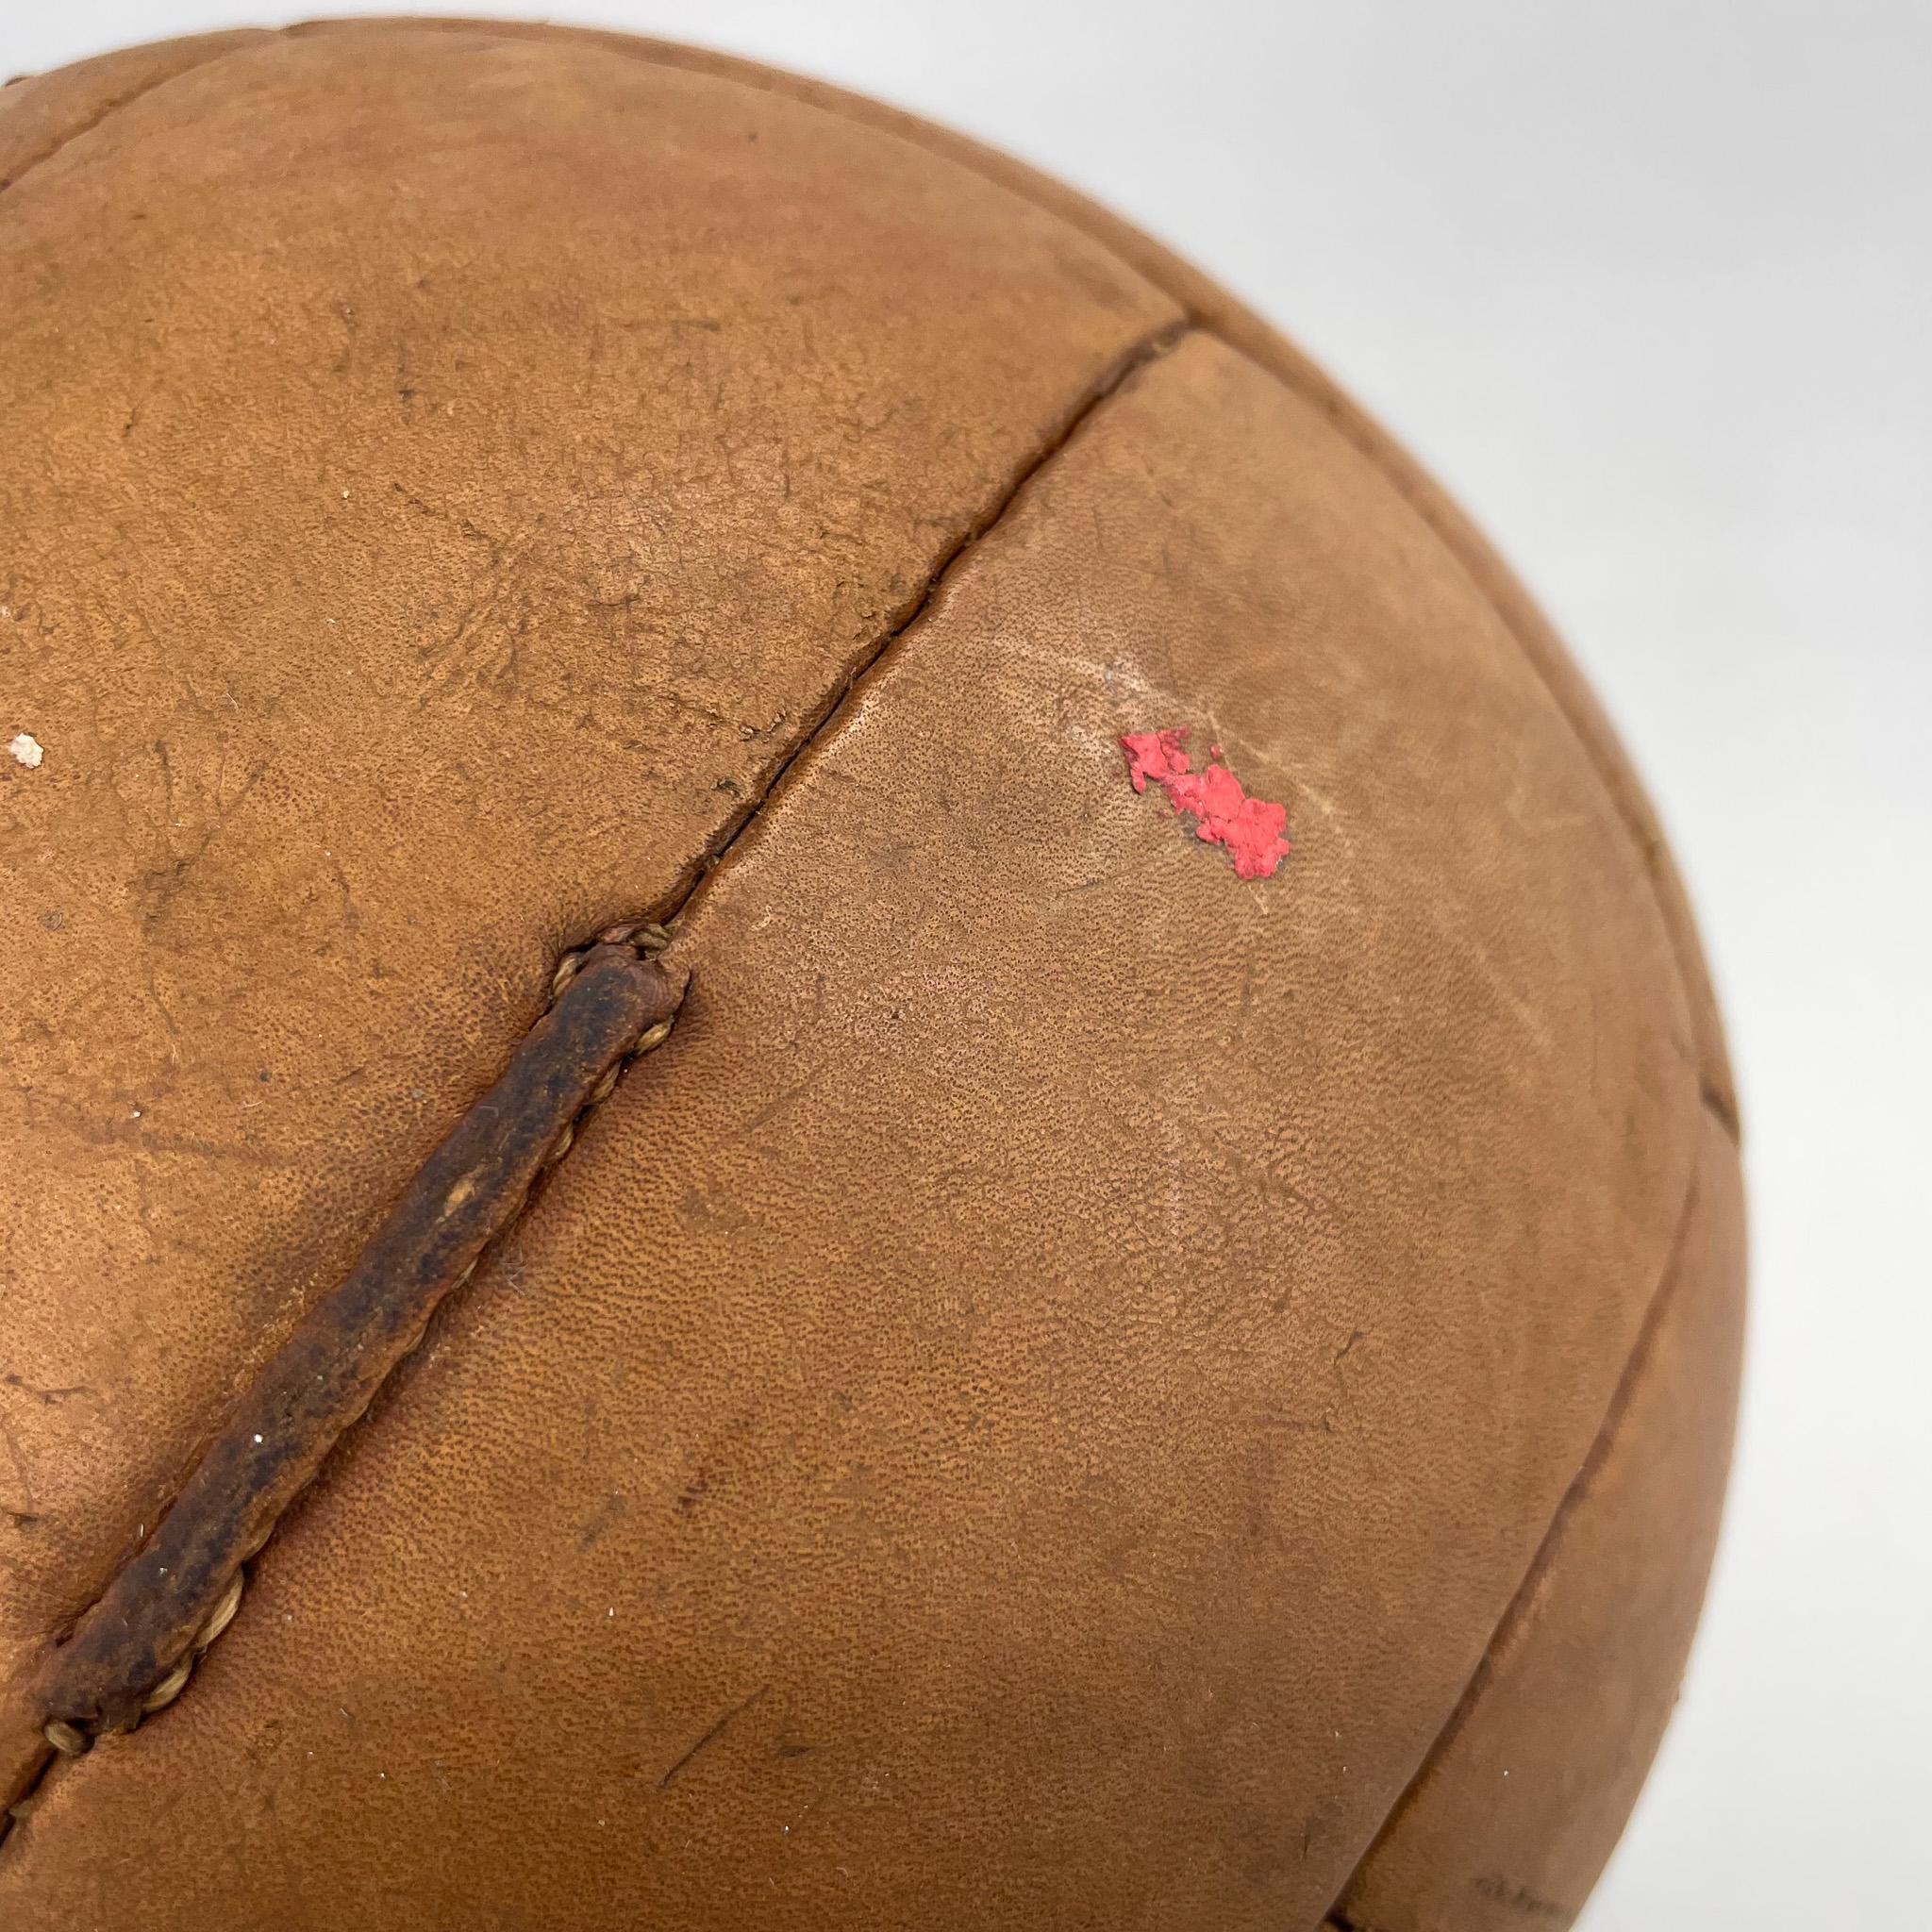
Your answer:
(27, 924), (688, 1763)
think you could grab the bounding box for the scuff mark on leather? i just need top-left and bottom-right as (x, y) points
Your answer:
(658, 1683), (770, 1790)
(25, 939), (687, 1748)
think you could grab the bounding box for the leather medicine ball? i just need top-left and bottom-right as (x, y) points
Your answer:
(0, 20), (1743, 1931)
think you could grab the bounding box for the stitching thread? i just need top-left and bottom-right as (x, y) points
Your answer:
(40, 928), (680, 1758)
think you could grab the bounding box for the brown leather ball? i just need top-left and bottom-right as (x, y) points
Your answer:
(0, 21), (1742, 1931)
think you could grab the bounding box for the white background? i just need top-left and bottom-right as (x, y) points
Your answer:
(6, 6), (1927, 1925)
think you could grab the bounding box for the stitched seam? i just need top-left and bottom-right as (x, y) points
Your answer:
(1321, 1157), (1709, 1929)
(649, 320), (1188, 924)
(300, 15), (1738, 1147)
(0, 318), (1189, 1857)
(0, 35), (269, 199)
(1, 940), (683, 1837)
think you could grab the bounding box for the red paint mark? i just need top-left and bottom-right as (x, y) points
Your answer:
(1120, 727), (1291, 880)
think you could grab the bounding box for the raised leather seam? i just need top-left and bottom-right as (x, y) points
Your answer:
(1, 938), (686, 1837)
(1324, 1151), (1711, 1930)
(0, 317), (1191, 1856)
(33, 941), (688, 1751)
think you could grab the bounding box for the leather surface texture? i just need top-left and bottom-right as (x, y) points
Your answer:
(0, 21), (1743, 1931)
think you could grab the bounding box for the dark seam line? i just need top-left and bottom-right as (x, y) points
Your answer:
(1, 944), (684, 1846)
(0, 34), (270, 198)
(34, 946), (688, 1746)
(276, 25), (1739, 1155)
(0, 319), (1190, 1862)
(1319, 1158), (1707, 1927)
(641, 317), (1190, 937)
(1700, 1078), (1740, 1141)
(328, 16), (1740, 1151)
